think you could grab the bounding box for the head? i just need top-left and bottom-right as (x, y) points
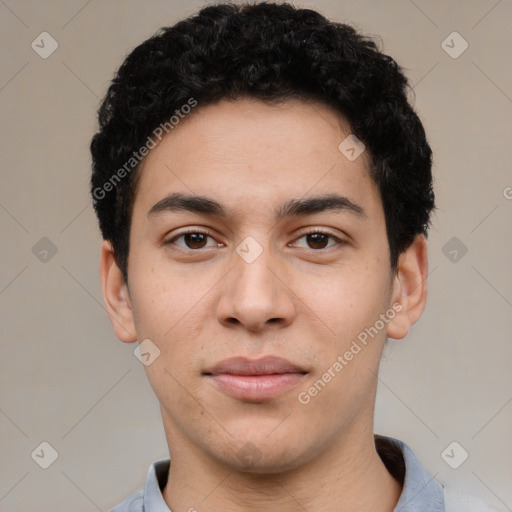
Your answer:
(91, 2), (434, 473)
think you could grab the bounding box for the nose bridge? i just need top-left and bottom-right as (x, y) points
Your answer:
(217, 235), (295, 331)
(236, 242), (276, 300)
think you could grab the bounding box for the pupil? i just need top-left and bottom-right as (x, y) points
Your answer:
(186, 233), (207, 249)
(308, 233), (327, 249)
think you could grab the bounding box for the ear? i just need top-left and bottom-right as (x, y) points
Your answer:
(386, 234), (429, 340)
(99, 240), (137, 343)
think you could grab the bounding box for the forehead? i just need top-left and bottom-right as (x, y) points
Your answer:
(131, 97), (381, 223)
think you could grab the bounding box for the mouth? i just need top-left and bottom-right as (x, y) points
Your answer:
(203, 356), (308, 402)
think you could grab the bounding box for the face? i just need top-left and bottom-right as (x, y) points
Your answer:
(101, 97), (427, 474)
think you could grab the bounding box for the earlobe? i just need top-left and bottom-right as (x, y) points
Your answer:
(99, 240), (138, 343)
(386, 234), (429, 340)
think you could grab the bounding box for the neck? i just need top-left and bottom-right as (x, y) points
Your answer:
(162, 424), (402, 512)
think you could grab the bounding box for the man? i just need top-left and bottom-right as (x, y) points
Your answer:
(90, 3), (489, 511)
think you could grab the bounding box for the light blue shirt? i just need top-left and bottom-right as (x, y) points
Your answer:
(110, 435), (488, 511)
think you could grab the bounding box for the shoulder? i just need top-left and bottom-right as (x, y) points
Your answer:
(109, 489), (144, 512)
(444, 487), (499, 512)
(109, 458), (171, 512)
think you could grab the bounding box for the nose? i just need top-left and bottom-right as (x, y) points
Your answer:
(216, 244), (296, 333)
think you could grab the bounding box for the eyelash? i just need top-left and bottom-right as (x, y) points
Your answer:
(166, 227), (345, 251)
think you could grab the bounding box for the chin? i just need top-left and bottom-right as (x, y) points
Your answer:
(213, 433), (314, 475)
(226, 450), (306, 475)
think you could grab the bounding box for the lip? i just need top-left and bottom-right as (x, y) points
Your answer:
(204, 356), (308, 402)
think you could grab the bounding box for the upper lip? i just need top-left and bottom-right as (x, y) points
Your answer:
(204, 356), (307, 376)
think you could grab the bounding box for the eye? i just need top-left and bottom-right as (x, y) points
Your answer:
(167, 229), (222, 250)
(165, 228), (345, 252)
(290, 229), (345, 250)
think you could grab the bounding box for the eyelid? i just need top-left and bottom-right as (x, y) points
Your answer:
(297, 226), (346, 239)
(165, 226), (347, 251)
(290, 227), (346, 248)
(166, 228), (222, 247)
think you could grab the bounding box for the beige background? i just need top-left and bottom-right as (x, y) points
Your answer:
(1, 0), (511, 510)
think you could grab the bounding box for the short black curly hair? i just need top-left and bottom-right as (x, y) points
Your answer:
(90, 1), (435, 284)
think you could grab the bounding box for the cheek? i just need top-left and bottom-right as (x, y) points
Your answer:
(294, 260), (391, 343)
(128, 256), (219, 382)
(129, 252), (209, 335)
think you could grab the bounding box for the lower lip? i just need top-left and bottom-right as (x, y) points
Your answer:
(208, 373), (306, 401)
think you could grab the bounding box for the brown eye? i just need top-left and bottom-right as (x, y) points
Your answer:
(182, 232), (209, 249)
(167, 230), (219, 250)
(305, 232), (330, 249)
(292, 230), (344, 250)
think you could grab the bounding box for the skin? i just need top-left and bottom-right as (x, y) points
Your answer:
(101, 97), (428, 512)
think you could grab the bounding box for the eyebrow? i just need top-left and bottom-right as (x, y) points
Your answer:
(147, 192), (367, 221)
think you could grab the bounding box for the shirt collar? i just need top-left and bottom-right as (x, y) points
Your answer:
(142, 458), (170, 512)
(376, 435), (445, 511)
(138, 435), (445, 512)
